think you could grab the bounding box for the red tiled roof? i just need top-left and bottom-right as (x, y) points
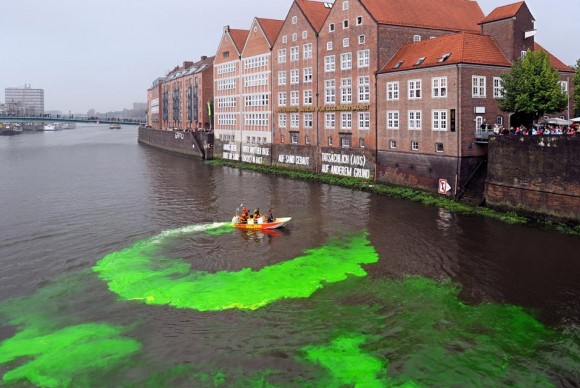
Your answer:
(534, 42), (574, 72)
(360, 0), (484, 32)
(379, 32), (511, 73)
(229, 29), (250, 53)
(480, 1), (525, 24)
(257, 18), (285, 47)
(296, 0), (332, 32)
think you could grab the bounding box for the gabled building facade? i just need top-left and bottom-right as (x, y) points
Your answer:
(271, 0), (331, 171)
(214, 25), (249, 159)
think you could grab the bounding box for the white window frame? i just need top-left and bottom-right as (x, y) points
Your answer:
(432, 110), (448, 131)
(341, 112), (352, 130)
(387, 81), (399, 100)
(290, 69), (299, 84)
(432, 76), (447, 98)
(290, 113), (299, 128)
(408, 110), (422, 130)
(277, 49), (286, 64)
(472, 76), (486, 97)
(290, 46), (299, 61)
(342, 1), (349, 10)
(278, 113), (287, 128)
(278, 92), (286, 106)
(357, 49), (370, 68)
(303, 67), (313, 83)
(494, 77), (504, 98)
(303, 43), (313, 59)
(358, 35), (365, 44)
(411, 141), (419, 151)
(302, 30), (308, 39)
(387, 111), (400, 129)
(304, 112), (313, 128)
(325, 55), (336, 72)
(290, 91), (299, 106)
(341, 78), (352, 104)
(278, 71), (286, 86)
(358, 112), (370, 130)
(327, 41), (333, 51)
(559, 80), (568, 93)
(408, 79), (422, 99)
(292, 16), (298, 24)
(325, 79), (336, 104)
(390, 140), (397, 149)
(358, 76), (370, 103)
(303, 89), (313, 105)
(340, 52), (352, 70)
(325, 113), (335, 129)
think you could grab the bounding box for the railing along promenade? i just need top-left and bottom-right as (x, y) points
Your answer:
(0, 114), (145, 126)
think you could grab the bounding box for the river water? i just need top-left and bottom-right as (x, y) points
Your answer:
(0, 125), (578, 387)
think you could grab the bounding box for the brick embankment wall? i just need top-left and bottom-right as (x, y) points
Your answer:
(486, 135), (580, 222)
(138, 127), (213, 160)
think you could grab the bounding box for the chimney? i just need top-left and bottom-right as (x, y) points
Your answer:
(201, 55), (208, 61)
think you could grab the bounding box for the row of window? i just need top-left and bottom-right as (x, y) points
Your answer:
(386, 76), (504, 100)
(324, 50), (370, 71)
(245, 94), (269, 107)
(386, 110), (448, 131)
(216, 62), (236, 75)
(243, 55), (269, 70)
(244, 73), (269, 88)
(323, 76), (370, 104)
(277, 44), (313, 63)
(217, 97), (236, 108)
(389, 140), (445, 153)
(244, 113), (270, 127)
(278, 68), (313, 85)
(217, 78), (236, 91)
(278, 112), (371, 130)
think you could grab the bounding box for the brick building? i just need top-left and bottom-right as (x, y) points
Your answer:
(375, 1), (574, 195)
(271, 0), (331, 171)
(214, 25), (250, 150)
(147, 56), (214, 131)
(213, 18), (283, 163)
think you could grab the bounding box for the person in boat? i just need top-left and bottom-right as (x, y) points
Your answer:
(267, 209), (274, 223)
(254, 208), (261, 219)
(240, 212), (248, 224)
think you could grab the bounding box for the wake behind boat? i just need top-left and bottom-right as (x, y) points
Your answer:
(231, 216), (291, 230)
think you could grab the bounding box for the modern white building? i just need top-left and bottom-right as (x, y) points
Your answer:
(5, 85), (44, 115)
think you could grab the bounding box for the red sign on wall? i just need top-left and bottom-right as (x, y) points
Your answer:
(438, 179), (451, 194)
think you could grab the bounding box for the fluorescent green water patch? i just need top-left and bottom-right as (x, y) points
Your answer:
(298, 276), (571, 386)
(0, 323), (140, 387)
(302, 334), (386, 387)
(94, 228), (378, 311)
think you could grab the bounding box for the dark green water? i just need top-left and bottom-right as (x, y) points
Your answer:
(0, 126), (578, 386)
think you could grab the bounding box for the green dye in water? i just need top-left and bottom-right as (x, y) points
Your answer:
(93, 225), (378, 311)
(0, 323), (140, 387)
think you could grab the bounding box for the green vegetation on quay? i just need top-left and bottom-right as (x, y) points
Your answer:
(206, 158), (580, 236)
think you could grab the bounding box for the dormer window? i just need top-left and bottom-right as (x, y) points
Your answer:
(438, 53), (451, 63)
(414, 57), (425, 66)
(393, 60), (404, 69)
(413, 35), (421, 42)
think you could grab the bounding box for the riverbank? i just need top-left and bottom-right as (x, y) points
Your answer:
(206, 158), (580, 236)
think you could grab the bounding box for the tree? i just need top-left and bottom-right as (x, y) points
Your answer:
(498, 50), (568, 125)
(574, 58), (580, 116)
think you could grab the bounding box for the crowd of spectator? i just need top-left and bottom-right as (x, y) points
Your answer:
(491, 123), (580, 136)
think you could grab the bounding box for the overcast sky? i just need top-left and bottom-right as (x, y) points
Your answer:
(1, 0), (578, 114)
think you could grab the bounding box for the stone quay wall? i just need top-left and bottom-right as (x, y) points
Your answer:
(138, 127), (213, 160)
(486, 135), (580, 222)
